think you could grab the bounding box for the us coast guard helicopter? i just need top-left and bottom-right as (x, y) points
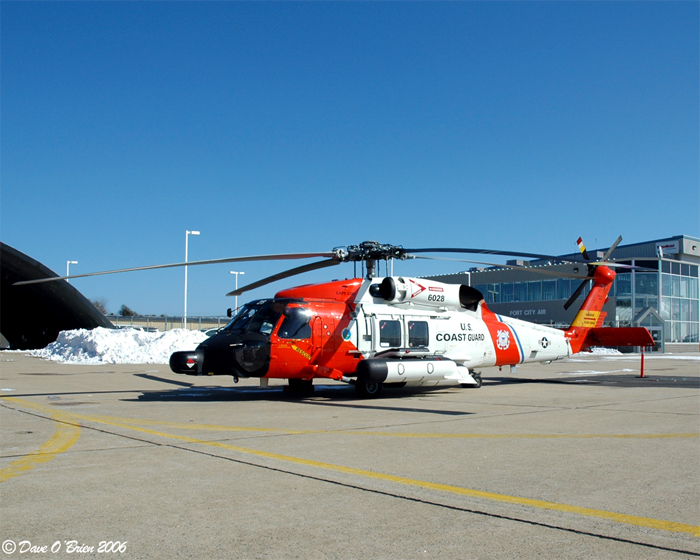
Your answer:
(17, 239), (653, 397)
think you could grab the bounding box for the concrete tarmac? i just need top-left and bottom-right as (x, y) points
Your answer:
(1, 351), (699, 559)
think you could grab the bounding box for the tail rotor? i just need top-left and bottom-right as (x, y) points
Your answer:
(564, 235), (623, 311)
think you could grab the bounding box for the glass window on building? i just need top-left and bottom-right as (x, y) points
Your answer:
(672, 299), (680, 321)
(501, 283), (514, 303)
(660, 297), (671, 320)
(661, 274), (672, 296)
(616, 298), (632, 327)
(690, 323), (699, 343)
(616, 273), (632, 297)
(681, 322), (690, 342)
(528, 281), (542, 302)
(671, 276), (680, 297)
(488, 284), (501, 303)
(636, 297), (658, 311)
(635, 273), (658, 296)
(542, 280), (556, 301)
(557, 279), (570, 300)
(689, 277), (699, 299)
(514, 282), (527, 302)
(681, 299), (690, 322)
(680, 277), (690, 298)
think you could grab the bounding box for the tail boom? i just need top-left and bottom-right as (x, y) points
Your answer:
(566, 266), (653, 353)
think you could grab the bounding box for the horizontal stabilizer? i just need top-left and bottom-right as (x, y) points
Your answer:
(584, 327), (654, 349)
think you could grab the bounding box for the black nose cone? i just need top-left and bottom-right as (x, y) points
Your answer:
(170, 351), (202, 375)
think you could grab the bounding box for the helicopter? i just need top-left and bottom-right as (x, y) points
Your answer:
(16, 239), (654, 397)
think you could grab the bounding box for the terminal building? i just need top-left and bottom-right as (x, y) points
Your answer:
(431, 235), (699, 353)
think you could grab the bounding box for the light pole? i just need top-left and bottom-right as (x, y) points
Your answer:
(66, 261), (78, 282)
(229, 271), (245, 314)
(184, 230), (200, 329)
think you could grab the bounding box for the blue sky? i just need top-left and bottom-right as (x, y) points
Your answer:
(2, 1), (698, 317)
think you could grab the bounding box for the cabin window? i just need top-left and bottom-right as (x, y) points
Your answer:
(408, 321), (429, 347)
(379, 320), (401, 347)
(277, 308), (312, 339)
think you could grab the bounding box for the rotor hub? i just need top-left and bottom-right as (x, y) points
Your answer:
(333, 241), (408, 263)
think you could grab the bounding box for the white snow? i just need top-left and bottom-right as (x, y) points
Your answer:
(583, 347), (624, 355)
(29, 327), (208, 365)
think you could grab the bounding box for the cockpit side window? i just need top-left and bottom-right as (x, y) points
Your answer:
(221, 300), (284, 336)
(247, 302), (284, 335)
(277, 308), (312, 339)
(222, 302), (262, 332)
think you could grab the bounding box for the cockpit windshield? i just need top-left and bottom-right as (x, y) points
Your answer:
(222, 300), (284, 336)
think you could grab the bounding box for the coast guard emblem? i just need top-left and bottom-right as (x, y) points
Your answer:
(496, 329), (510, 350)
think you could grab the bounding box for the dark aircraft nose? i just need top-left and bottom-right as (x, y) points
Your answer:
(170, 331), (271, 378)
(169, 350), (203, 374)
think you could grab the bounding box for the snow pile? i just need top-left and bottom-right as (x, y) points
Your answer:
(30, 327), (208, 364)
(587, 347), (624, 355)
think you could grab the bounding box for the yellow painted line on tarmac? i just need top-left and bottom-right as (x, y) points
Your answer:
(309, 431), (700, 440)
(0, 411), (80, 483)
(86, 419), (700, 537)
(6, 401), (695, 440)
(4, 397), (699, 536)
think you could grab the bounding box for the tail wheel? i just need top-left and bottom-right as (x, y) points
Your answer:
(355, 377), (383, 398)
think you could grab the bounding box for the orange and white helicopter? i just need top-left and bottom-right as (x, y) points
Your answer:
(18, 238), (653, 397)
(166, 238), (653, 397)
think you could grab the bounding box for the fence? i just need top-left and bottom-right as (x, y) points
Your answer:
(105, 315), (228, 332)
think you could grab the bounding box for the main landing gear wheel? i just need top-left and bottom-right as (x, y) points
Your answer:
(286, 378), (315, 394)
(355, 378), (383, 398)
(461, 372), (482, 388)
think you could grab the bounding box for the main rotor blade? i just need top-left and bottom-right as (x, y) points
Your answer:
(411, 255), (590, 280)
(404, 247), (562, 261)
(227, 259), (341, 297)
(13, 251), (338, 286)
(602, 235), (623, 262)
(586, 262), (655, 272)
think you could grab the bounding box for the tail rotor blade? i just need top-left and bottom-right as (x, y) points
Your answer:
(564, 278), (590, 310)
(576, 237), (590, 261)
(602, 235), (623, 262)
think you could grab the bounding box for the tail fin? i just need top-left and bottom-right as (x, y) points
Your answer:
(565, 266), (653, 353)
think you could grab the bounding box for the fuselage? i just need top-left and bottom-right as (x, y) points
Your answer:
(170, 275), (573, 387)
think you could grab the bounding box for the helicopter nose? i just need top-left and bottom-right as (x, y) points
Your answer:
(170, 350), (203, 375)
